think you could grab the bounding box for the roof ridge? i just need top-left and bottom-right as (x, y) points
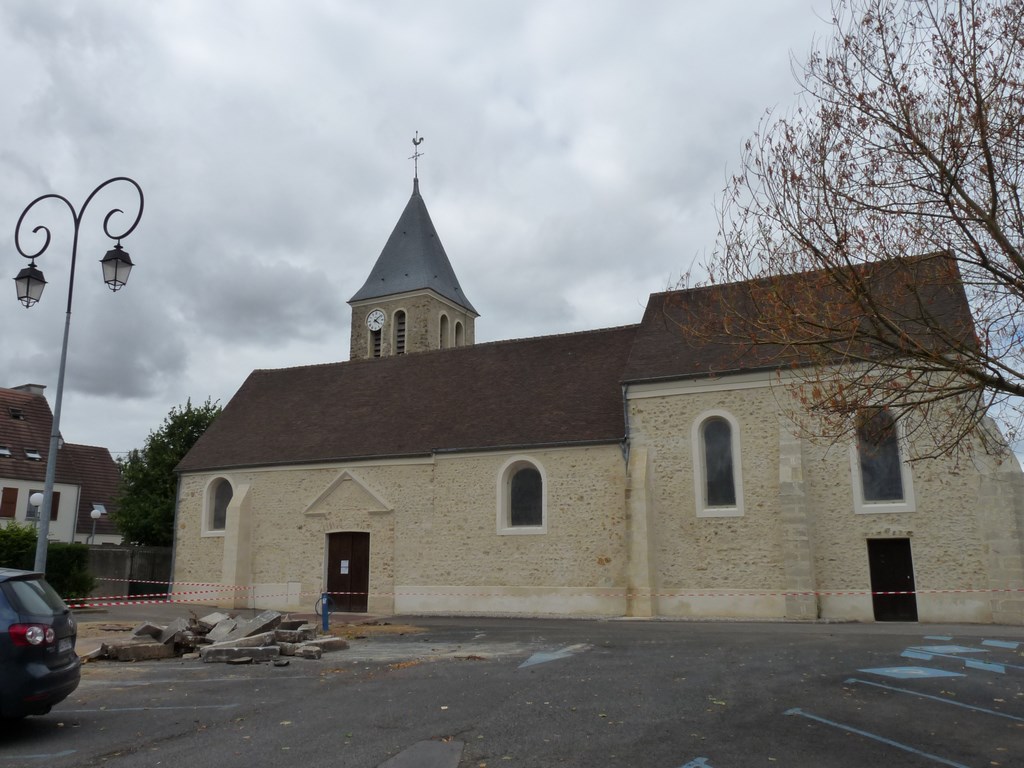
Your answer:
(248, 323), (642, 377)
(652, 252), (953, 299)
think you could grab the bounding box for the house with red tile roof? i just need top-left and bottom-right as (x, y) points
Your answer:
(172, 179), (1024, 624)
(0, 384), (122, 547)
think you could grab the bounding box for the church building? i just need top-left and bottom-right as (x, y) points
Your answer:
(172, 171), (1024, 625)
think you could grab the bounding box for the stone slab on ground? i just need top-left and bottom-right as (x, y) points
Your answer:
(277, 642), (298, 657)
(158, 617), (190, 645)
(206, 618), (238, 643)
(197, 612), (231, 630)
(205, 631), (277, 650)
(273, 628), (316, 643)
(200, 645), (280, 663)
(305, 636), (350, 652)
(108, 641), (178, 662)
(221, 610), (283, 643)
(131, 622), (163, 640)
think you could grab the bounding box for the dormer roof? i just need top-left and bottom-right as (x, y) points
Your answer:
(0, 386), (121, 535)
(348, 179), (477, 314)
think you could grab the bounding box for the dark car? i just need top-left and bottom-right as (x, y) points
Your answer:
(0, 568), (80, 718)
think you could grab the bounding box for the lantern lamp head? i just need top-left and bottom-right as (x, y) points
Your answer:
(100, 242), (134, 292)
(14, 262), (46, 308)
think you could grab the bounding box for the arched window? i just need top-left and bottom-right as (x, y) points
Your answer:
(497, 458), (546, 533)
(702, 417), (735, 506)
(851, 407), (916, 515)
(207, 478), (232, 533)
(856, 409), (904, 501)
(439, 314), (449, 349)
(692, 411), (744, 517)
(455, 321), (465, 347)
(394, 310), (406, 355)
(371, 329), (382, 358)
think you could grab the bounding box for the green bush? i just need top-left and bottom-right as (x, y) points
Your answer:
(45, 543), (96, 600)
(0, 523), (36, 570)
(0, 527), (95, 599)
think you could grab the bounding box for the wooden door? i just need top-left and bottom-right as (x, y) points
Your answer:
(867, 538), (918, 621)
(326, 532), (370, 612)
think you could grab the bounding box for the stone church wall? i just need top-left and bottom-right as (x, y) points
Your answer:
(626, 377), (1024, 623)
(627, 383), (789, 618)
(173, 381), (1024, 623)
(173, 445), (629, 616)
(398, 447), (628, 615)
(802, 436), (995, 622)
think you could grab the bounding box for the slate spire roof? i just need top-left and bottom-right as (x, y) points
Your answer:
(348, 179), (477, 314)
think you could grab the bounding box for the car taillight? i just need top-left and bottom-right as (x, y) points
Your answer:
(10, 624), (56, 647)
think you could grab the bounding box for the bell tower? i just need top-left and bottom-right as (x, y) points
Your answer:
(348, 135), (477, 360)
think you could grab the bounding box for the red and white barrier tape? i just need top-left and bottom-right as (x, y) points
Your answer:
(66, 583), (1024, 610)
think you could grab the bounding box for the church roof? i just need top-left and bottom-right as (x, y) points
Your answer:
(348, 180), (477, 314)
(177, 326), (637, 472)
(179, 254), (976, 474)
(623, 253), (976, 382)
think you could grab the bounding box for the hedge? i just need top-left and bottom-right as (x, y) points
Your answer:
(0, 524), (96, 599)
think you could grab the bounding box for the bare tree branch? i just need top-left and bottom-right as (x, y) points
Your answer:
(692, 0), (1024, 458)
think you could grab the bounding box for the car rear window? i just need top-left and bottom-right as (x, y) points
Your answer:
(5, 578), (67, 616)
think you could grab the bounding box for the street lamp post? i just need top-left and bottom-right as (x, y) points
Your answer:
(89, 506), (103, 545)
(13, 177), (144, 573)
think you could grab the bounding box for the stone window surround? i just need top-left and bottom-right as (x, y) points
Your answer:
(496, 455), (548, 535)
(691, 409), (745, 518)
(201, 476), (233, 537)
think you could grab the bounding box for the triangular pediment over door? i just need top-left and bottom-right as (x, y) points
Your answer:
(303, 470), (393, 517)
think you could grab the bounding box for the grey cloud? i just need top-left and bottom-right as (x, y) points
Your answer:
(0, 0), (833, 456)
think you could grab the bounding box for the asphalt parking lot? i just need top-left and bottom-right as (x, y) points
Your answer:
(1, 611), (1021, 768)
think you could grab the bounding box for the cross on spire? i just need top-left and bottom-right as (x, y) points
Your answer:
(409, 132), (425, 180)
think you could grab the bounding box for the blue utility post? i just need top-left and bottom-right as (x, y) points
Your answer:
(321, 592), (329, 631)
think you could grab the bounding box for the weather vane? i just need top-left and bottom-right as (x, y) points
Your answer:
(410, 132), (425, 179)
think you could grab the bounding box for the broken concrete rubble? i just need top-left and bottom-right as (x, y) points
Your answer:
(206, 617), (238, 643)
(87, 609), (346, 665)
(219, 610), (283, 643)
(201, 645), (280, 663)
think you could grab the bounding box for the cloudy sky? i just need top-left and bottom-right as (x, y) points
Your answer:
(0, 0), (831, 458)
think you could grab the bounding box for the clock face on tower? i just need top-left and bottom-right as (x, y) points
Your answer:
(366, 309), (386, 332)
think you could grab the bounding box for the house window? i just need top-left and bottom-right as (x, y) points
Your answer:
(371, 328), (382, 358)
(206, 478), (232, 533)
(395, 310), (406, 355)
(0, 488), (17, 519)
(25, 449), (41, 461)
(439, 314), (449, 349)
(497, 458), (546, 534)
(0, 446), (11, 458)
(852, 408), (915, 513)
(692, 411), (744, 517)
(26, 490), (60, 521)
